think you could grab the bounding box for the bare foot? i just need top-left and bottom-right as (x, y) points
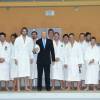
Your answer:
(67, 87), (71, 91)
(12, 88), (16, 92)
(25, 88), (31, 91)
(61, 87), (65, 90)
(77, 87), (81, 91)
(5, 87), (9, 91)
(84, 87), (89, 91)
(16, 88), (21, 92)
(29, 86), (32, 90)
(93, 88), (97, 91)
(51, 87), (55, 91)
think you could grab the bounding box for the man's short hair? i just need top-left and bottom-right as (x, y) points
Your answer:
(11, 33), (18, 38)
(31, 31), (38, 35)
(0, 32), (6, 37)
(63, 34), (69, 38)
(85, 32), (91, 37)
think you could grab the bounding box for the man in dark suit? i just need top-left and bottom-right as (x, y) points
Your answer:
(36, 32), (55, 91)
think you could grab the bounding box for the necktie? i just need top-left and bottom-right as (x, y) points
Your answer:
(43, 39), (46, 48)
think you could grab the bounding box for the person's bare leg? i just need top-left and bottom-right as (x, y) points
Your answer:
(84, 84), (89, 91)
(93, 85), (97, 91)
(15, 80), (17, 90)
(51, 80), (55, 90)
(17, 79), (20, 92)
(13, 80), (17, 91)
(29, 79), (33, 90)
(67, 81), (71, 91)
(12, 80), (14, 91)
(77, 81), (81, 91)
(82, 80), (86, 89)
(12, 80), (15, 91)
(25, 78), (30, 91)
(65, 81), (68, 89)
(98, 80), (100, 89)
(61, 80), (65, 90)
(71, 82), (75, 90)
(80, 80), (83, 89)
(5, 81), (9, 91)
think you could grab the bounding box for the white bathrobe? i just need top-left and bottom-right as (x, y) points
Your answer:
(14, 35), (33, 78)
(10, 43), (18, 80)
(79, 40), (90, 80)
(51, 40), (64, 80)
(62, 42), (69, 81)
(0, 41), (10, 81)
(67, 41), (83, 81)
(30, 39), (40, 79)
(85, 44), (100, 84)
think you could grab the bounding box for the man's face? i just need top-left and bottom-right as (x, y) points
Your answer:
(69, 35), (74, 43)
(63, 36), (69, 43)
(86, 34), (91, 41)
(22, 29), (27, 36)
(41, 32), (47, 39)
(32, 32), (37, 40)
(79, 34), (85, 41)
(11, 36), (16, 43)
(54, 34), (59, 41)
(91, 39), (96, 45)
(0, 35), (6, 42)
(48, 31), (54, 39)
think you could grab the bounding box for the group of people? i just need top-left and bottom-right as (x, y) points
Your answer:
(0, 27), (100, 92)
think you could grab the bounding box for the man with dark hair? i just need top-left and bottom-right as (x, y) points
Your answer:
(66, 33), (83, 91)
(62, 34), (69, 88)
(85, 32), (91, 43)
(31, 31), (38, 36)
(29, 31), (40, 90)
(63, 34), (69, 39)
(14, 27), (33, 91)
(10, 33), (18, 91)
(0, 32), (10, 91)
(51, 32), (65, 90)
(48, 28), (54, 40)
(84, 37), (100, 91)
(79, 32), (88, 89)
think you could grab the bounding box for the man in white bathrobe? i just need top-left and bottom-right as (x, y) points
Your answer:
(14, 27), (33, 91)
(0, 32), (10, 91)
(51, 32), (65, 90)
(29, 31), (40, 90)
(84, 37), (100, 91)
(10, 33), (18, 91)
(66, 33), (83, 91)
(79, 33), (89, 89)
(85, 32), (91, 44)
(85, 32), (91, 49)
(62, 34), (69, 88)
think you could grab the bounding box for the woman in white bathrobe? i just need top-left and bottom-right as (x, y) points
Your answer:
(14, 27), (33, 91)
(66, 33), (83, 91)
(10, 33), (18, 91)
(0, 32), (10, 91)
(84, 37), (100, 91)
(51, 32), (64, 90)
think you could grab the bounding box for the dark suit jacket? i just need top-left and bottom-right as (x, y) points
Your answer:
(36, 38), (55, 64)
